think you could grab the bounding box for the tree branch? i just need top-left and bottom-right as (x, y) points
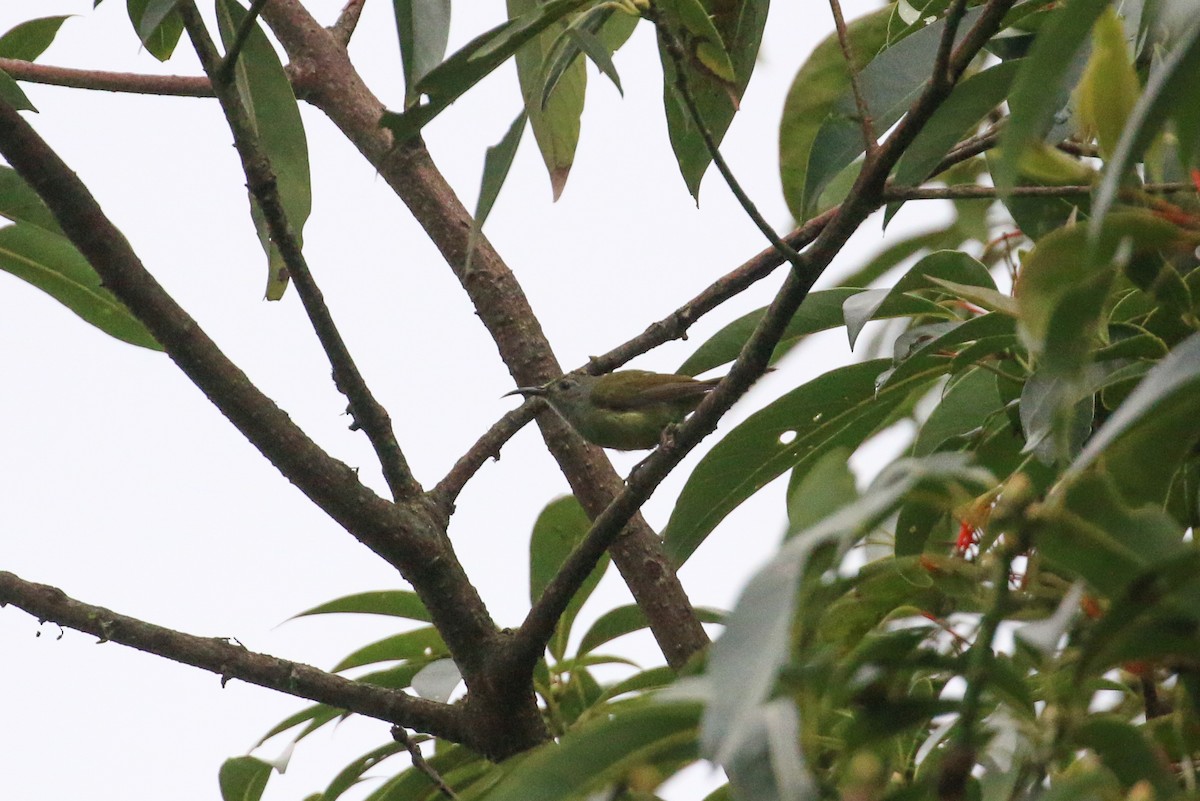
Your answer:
(0, 57), (212, 96)
(179, 1), (421, 503)
(0, 96), (504, 696)
(882, 181), (1199, 202)
(260, 0), (710, 672)
(329, 0), (368, 48)
(0, 571), (471, 747)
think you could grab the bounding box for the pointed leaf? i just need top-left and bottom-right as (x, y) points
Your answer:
(0, 16), (71, 61)
(331, 626), (446, 671)
(0, 223), (160, 349)
(219, 756), (273, 801)
(662, 359), (947, 566)
(393, 0), (452, 107)
(292, 590), (431, 622)
(127, 0), (183, 61)
(468, 110), (526, 267)
(578, 604), (724, 656)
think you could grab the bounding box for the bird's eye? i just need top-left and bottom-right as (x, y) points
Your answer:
(557, 379), (572, 392)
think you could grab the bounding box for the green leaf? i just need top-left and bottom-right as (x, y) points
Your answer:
(219, 756), (273, 801)
(662, 359), (947, 566)
(658, 0), (768, 198)
(1038, 472), (1184, 598)
(844, 250), (996, 347)
(392, 0), (451, 108)
(1074, 718), (1178, 799)
(540, 7), (632, 109)
(291, 590), (431, 622)
(914, 367), (1006, 457)
(331, 626), (446, 671)
(804, 7), (988, 216)
(360, 745), (483, 801)
(0, 66), (35, 111)
(528, 495), (609, 661)
(382, 0), (590, 144)
(701, 455), (992, 777)
(1072, 8), (1140, 161)
(0, 223), (160, 349)
(127, 0), (183, 61)
(1068, 331), (1200, 506)
(1091, 16), (1200, 232)
(785, 446), (857, 534)
(0, 165), (63, 233)
(996, 0), (1108, 190)
(892, 60), (1019, 188)
(577, 604), (724, 656)
(322, 742), (406, 801)
(1014, 211), (1184, 360)
(0, 16), (70, 61)
(467, 110), (526, 270)
(216, 0), (312, 301)
(480, 701), (702, 801)
(510, 0), (583, 199)
(679, 288), (947, 377)
(779, 8), (893, 221)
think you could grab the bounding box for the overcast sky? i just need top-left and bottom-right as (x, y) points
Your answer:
(0, 1), (934, 798)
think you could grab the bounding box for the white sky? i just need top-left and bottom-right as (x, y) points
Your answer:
(0, 0), (940, 798)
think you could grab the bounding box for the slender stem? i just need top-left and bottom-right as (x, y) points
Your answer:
(883, 181), (1198, 201)
(179, 1), (421, 503)
(0, 570), (471, 746)
(217, 0), (272, 84)
(828, 0), (878, 154)
(0, 57), (212, 96)
(392, 727), (460, 800)
(648, 9), (806, 268)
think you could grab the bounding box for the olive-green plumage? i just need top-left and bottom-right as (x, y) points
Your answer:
(505, 370), (720, 450)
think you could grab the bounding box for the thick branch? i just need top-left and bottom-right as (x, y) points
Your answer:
(178, 1), (420, 503)
(261, 0), (709, 672)
(0, 98), (502, 687)
(0, 571), (470, 747)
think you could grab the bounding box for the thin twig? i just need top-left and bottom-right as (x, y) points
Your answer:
(0, 571), (470, 745)
(648, 9), (806, 268)
(217, 0), (272, 84)
(392, 727), (460, 800)
(179, 1), (421, 502)
(829, 0), (878, 154)
(329, 0), (368, 48)
(431, 405), (538, 512)
(0, 57), (212, 96)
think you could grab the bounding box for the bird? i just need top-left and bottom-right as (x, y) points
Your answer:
(505, 369), (722, 450)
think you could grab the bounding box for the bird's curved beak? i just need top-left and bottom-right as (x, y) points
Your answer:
(503, 386), (546, 399)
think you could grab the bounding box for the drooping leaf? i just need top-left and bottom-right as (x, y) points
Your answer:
(321, 742), (406, 801)
(0, 68), (35, 112)
(1072, 7), (1141, 161)
(995, 0), (1109, 190)
(657, 0), (768, 198)
(0, 165), (63, 234)
(0, 15), (71, 61)
(216, 0), (312, 301)
(509, 0), (583, 198)
(381, 0), (590, 143)
(662, 359), (948, 566)
(127, 0), (184, 61)
(0, 223), (160, 349)
(392, 0), (452, 108)
(540, 7), (635, 109)
(529, 494), (609, 660)
(1067, 330), (1200, 507)
(219, 756), (273, 801)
